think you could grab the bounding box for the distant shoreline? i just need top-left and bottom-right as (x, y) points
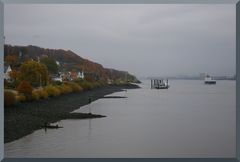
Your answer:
(4, 84), (140, 143)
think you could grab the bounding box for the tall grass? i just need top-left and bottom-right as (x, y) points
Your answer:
(74, 80), (103, 90)
(57, 84), (73, 94)
(44, 85), (61, 97)
(64, 82), (83, 92)
(32, 88), (49, 100)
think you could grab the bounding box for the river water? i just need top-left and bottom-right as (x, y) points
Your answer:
(5, 79), (236, 158)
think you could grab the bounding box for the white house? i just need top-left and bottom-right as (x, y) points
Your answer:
(52, 76), (63, 82)
(4, 65), (12, 81)
(51, 74), (63, 82)
(56, 61), (60, 66)
(77, 71), (84, 79)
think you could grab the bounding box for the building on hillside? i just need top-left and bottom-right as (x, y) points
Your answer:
(77, 71), (84, 79)
(56, 61), (60, 66)
(59, 70), (85, 81)
(4, 65), (12, 81)
(19, 51), (23, 60)
(51, 73), (63, 82)
(69, 71), (85, 80)
(70, 71), (78, 80)
(60, 72), (70, 81)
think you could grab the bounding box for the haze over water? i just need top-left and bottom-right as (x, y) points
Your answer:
(5, 80), (236, 158)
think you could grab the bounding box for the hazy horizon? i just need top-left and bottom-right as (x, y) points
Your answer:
(4, 4), (236, 78)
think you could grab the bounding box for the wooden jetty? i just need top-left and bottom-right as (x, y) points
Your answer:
(151, 79), (169, 89)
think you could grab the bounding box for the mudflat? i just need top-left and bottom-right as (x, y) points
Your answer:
(4, 84), (140, 143)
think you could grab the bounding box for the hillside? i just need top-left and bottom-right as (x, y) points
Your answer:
(4, 44), (139, 83)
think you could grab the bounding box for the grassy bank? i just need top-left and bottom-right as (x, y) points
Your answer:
(4, 84), (140, 143)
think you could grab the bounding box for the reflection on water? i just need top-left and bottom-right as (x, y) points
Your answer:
(5, 80), (236, 158)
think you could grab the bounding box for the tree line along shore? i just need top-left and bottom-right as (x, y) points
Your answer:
(4, 59), (140, 107)
(4, 45), (140, 109)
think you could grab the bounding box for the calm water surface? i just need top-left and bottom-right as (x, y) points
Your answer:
(5, 80), (236, 158)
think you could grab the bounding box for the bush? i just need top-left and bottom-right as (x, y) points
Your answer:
(44, 85), (60, 97)
(64, 82), (83, 92)
(78, 81), (94, 90)
(32, 89), (49, 100)
(17, 81), (33, 100)
(85, 76), (95, 82)
(112, 79), (126, 86)
(37, 89), (49, 99)
(52, 81), (62, 86)
(17, 81), (33, 101)
(32, 89), (40, 100)
(99, 80), (107, 86)
(4, 90), (17, 107)
(92, 82), (101, 88)
(57, 85), (72, 94)
(16, 94), (26, 102)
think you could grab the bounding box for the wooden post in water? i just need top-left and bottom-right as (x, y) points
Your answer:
(88, 97), (92, 114)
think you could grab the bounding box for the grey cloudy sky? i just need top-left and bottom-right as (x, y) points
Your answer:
(4, 4), (236, 77)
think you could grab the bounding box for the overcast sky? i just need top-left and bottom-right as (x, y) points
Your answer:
(4, 4), (236, 77)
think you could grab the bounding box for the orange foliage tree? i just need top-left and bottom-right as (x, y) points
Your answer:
(17, 81), (33, 100)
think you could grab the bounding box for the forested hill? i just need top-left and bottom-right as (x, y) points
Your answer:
(4, 44), (140, 83)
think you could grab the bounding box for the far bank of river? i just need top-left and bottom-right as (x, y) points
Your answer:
(4, 84), (140, 143)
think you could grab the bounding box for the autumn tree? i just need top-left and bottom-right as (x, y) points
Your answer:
(19, 61), (49, 87)
(8, 70), (21, 88)
(40, 57), (59, 74)
(5, 55), (19, 67)
(17, 81), (33, 100)
(17, 81), (33, 95)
